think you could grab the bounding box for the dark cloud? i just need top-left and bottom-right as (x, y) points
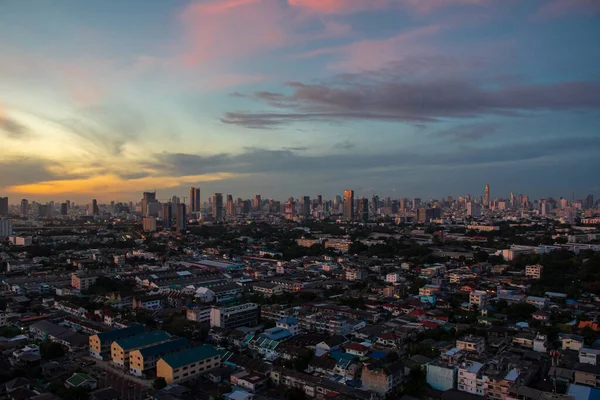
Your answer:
(0, 158), (61, 187)
(150, 136), (600, 178)
(1, 117), (31, 139)
(222, 62), (600, 129)
(229, 92), (246, 98)
(436, 123), (500, 140)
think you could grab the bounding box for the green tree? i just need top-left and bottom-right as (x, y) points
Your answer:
(285, 388), (307, 400)
(40, 339), (64, 360)
(153, 377), (167, 390)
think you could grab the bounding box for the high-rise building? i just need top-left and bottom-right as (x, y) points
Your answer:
(302, 196), (310, 219)
(317, 195), (322, 205)
(92, 199), (100, 215)
(484, 184), (490, 207)
(171, 195), (180, 205)
(176, 203), (187, 232)
(60, 203), (68, 216)
(142, 192), (157, 217)
(343, 190), (354, 221)
(0, 197), (8, 216)
(466, 202), (482, 217)
(412, 198), (421, 209)
(585, 194), (594, 210)
(20, 199), (28, 217)
(417, 208), (441, 223)
(242, 200), (251, 214)
(212, 193), (223, 222)
(143, 217), (157, 232)
(190, 187), (201, 213)
(253, 195), (262, 213)
(162, 203), (172, 229)
(226, 195), (235, 216)
(358, 197), (369, 222)
(284, 198), (295, 220)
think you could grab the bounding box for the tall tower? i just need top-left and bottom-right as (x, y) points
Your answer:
(162, 202), (172, 229)
(142, 191), (157, 217)
(302, 196), (311, 219)
(212, 193), (223, 222)
(484, 184), (490, 207)
(92, 199), (99, 215)
(176, 203), (187, 232)
(253, 195), (262, 213)
(358, 197), (369, 222)
(0, 197), (8, 216)
(343, 190), (354, 221)
(226, 195), (235, 216)
(190, 187), (201, 212)
(20, 199), (28, 217)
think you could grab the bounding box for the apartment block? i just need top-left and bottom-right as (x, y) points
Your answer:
(156, 345), (222, 385)
(210, 303), (259, 329)
(129, 338), (189, 377)
(111, 330), (171, 367)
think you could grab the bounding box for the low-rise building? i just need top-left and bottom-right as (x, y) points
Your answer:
(456, 336), (485, 354)
(129, 338), (189, 377)
(361, 361), (404, 397)
(427, 360), (457, 392)
(525, 264), (543, 279)
(276, 317), (300, 336)
(111, 330), (171, 367)
(186, 306), (211, 324)
(89, 325), (145, 360)
(457, 361), (485, 396)
(210, 303), (259, 329)
(253, 282), (283, 298)
(156, 345), (222, 385)
(71, 273), (98, 291)
(469, 290), (489, 309)
(580, 348), (600, 366)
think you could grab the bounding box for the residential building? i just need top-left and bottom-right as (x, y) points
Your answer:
(129, 338), (189, 377)
(343, 190), (354, 221)
(457, 361), (485, 396)
(456, 336), (485, 354)
(156, 345), (222, 385)
(276, 317), (300, 336)
(210, 303), (259, 329)
(142, 217), (157, 232)
(427, 360), (457, 391)
(573, 363), (600, 388)
(111, 331), (171, 367)
(132, 295), (164, 311)
(346, 269), (366, 281)
(419, 284), (441, 297)
(361, 361), (404, 397)
(580, 348), (600, 366)
(71, 273), (98, 291)
(526, 296), (549, 309)
(525, 264), (543, 279)
(386, 272), (401, 283)
(89, 325), (145, 359)
(469, 290), (489, 309)
(253, 282), (283, 297)
(186, 306), (211, 324)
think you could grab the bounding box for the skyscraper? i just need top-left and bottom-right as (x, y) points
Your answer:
(176, 203), (187, 231)
(60, 203), (68, 216)
(20, 199), (28, 217)
(467, 202), (482, 217)
(162, 202), (172, 229)
(212, 193), (223, 222)
(142, 192), (157, 217)
(190, 187), (201, 212)
(0, 197), (8, 216)
(226, 195), (235, 216)
(484, 184), (490, 207)
(343, 190), (354, 221)
(92, 199), (99, 215)
(317, 195), (322, 205)
(302, 196), (310, 219)
(284, 198), (295, 220)
(358, 197), (369, 222)
(253, 195), (262, 212)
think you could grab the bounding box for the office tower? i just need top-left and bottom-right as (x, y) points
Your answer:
(358, 197), (369, 222)
(371, 194), (379, 212)
(92, 199), (99, 215)
(148, 201), (162, 217)
(417, 207), (441, 223)
(39, 204), (51, 218)
(212, 193), (223, 222)
(176, 203), (187, 231)
(300, 196), (310, 219)
(0, 219), (12, 237)
(510, 192), (516, 208)
(343, 190), (354, 221)
(466, 202), (482, 217)
(559, 198), (569, 209)
(484, 184), (490, 207)
(317, 195), (322, 205)
(412, 198), (421, 209)
(585, 194), (594, 210)
(242, 200), (251, 214)
(226, 195), (235, 216)
(162, 202), (172, 229)
(0, 197), (8, 216)
(20, 199), (28, 217)
(142, 191), (157, 217)
(60, 203), (68, 216)
(540, 202), (551, 216)
(253, 195), (262, 212)
(190, 187), (201, 212)
(143, 217), (157, 232)
(171, 195), (180, 205)
(269, 200), (281, 213)
(284, 198), (295, 220)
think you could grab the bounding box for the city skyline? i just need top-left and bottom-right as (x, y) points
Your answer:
(1, 0), (599, 202)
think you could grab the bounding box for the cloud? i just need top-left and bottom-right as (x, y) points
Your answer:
(1, 117), (31, 139)
(436, 123), (500, 140)
(288, 0), (490, 15)
(222, 62), (600, 129)
(535, 0), (600, 20)
(0, 158), (64, 188)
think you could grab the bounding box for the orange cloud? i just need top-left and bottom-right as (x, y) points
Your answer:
(5, 172), (242, 198)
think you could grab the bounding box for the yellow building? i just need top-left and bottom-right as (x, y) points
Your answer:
(156, 345), (221, 385)
(111, 330), (171, 367)
(89, 325), (144, 360)
(129, 338), (189, 377)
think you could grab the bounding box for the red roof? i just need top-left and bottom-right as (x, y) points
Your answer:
(345, 342), (368, 352)
(422, 320), (440, 329)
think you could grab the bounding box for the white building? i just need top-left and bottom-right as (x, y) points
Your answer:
(276, 317), (300, 336)
(345, 269), (366, 281)
(579, 348), (600, 366)
(186, 307), (211, 323)
(457, 361), (485, 396)
(469, 290), (488, 309)
(525, 264), (543, 279)
(0, 219), (12, 237)
(386, 272), (401, 283)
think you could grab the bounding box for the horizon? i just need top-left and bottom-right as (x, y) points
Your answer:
(1, 0), (599, 203)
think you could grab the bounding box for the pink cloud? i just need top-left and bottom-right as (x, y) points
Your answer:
(535, 0), (600, 19)
(204, 74), (267, 90)
(288, 0), (490, 14)
(179, 0), (288, 67)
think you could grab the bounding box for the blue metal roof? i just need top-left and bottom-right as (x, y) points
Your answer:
(96, 324), (144, 343)
(114, 330), (171, 351)
(138, 338), (189, 358)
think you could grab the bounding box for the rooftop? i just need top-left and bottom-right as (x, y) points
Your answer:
(160, 345), (222, 369)
(137, 337), (189, 358)
(114, 330), (171, 351)
(96, 324), (144, 343)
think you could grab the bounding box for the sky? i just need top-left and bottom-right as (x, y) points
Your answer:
(0, 0), (599, 204)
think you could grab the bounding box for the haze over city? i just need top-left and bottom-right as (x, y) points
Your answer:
(1, 0), (599, 202)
